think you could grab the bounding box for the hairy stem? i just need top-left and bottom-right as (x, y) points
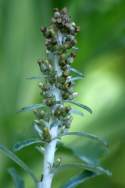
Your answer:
(38, 126), (58, 188)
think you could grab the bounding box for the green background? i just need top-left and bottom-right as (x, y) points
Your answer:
(0, 0), (125, 187)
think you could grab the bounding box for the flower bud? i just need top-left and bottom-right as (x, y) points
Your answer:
(44, 97), (56, 106)
(43, 127), (51, 142)
(38, 82), (43, 88)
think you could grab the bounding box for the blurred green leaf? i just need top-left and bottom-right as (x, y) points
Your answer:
(71, 76), (83, 82)
(0, 144), (37, 183)
(13, 139), (44, 152)
(61, 131), (108, 147)
(66, 101), (92, 114)
(26, 76), (43, 80)
(17, 104), (45, 113)
(70, 68), (84, 77)
(61, 170), (97, 188)
(8, 168), (25, 188)
(54, 162), (111, 176)
(70, 109), (84, 116)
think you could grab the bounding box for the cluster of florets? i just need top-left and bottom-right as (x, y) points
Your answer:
(52, 8), (80, 35)
(40, 8), (79, 101)
(41, 8), (79, 53)
(34, 8), (80, 141)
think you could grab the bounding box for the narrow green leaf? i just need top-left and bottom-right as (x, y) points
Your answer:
(70, 109), (84, 116)
(62, 170), (97, 188)
(58, 142), (101, 166)
(70, 68), (84, 77)
(61, 132), (108, 147)
(0, 144), (37, 183)
(8, 168), (25, 188)
(17, 104), (45, 113)
(53, 162), (111, 176)
(72, 47), (79, 50)
(26, 76), (43, 80)
(66, 100), (92, 114)
(71, 76), (83, 82)
(13, 139), (45, 152)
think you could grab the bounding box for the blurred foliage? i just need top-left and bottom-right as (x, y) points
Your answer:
(0, 0), (125, 187)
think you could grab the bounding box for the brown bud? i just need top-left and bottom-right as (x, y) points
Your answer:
(63, 82), (71, 89)
(54, 11), (60, 18)
(59, 59), (67, 66)
(75, 26), (80, 33)
(65, 106), (72, 113)
(61, 7), (68, 14)
(53, 8), (59, 12)
(33, 109), (45, 120)
(45, 97), (55, 106)
(42, 83), (50, 91)
(70, 52), (76, 58)
(60, 53), (66, 60)
(63, 70), (70, 77)
(62, 92), (70, 100)
(40, 27), (47, 33)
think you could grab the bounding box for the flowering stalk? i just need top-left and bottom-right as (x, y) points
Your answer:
(0, 7), (111, 188)
(36, 8), (80, 188)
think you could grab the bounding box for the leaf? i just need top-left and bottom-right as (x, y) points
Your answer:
(13, 138), (45, 152)
(8, 168), (25, 188)
(61, 131), (108, 147)
(70, 68), (84, 77)
(26, 76), (43, 80)
(57, 142), (101, 166)
(53, 162), (111, 176)
(17, 104), (45, 113)
(66, 101), (92, 114)
(61, 170), (97, 188)
(0, 144), (37, 183)
(70, 109), (84, 116)
(72, 47), (79, 50)
(71, 76), (83, 82)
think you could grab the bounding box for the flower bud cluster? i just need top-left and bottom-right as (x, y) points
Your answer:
(54, 105), (72, 128)
(36, 8), (80, 136)
(33, 109), (51, 142)
(52, 8), (80, 35)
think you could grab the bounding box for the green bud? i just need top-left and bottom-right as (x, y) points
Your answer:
(43, 127), (51, 142)
(65, 106), (72, 113)
(38, 82), (43, 88)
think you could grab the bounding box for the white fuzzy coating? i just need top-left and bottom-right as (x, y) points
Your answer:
(38, 33), (63, 188)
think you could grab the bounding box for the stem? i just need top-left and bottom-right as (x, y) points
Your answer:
(38, 126), (58, 188)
